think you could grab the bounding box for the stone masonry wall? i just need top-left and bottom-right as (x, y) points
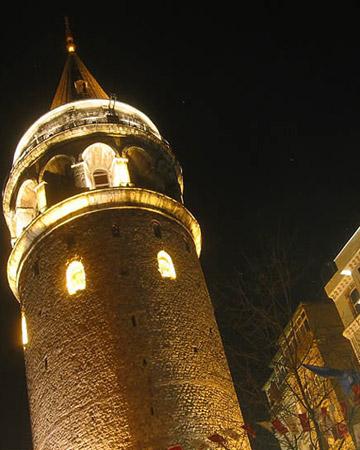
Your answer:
(19, 207), (251, 450)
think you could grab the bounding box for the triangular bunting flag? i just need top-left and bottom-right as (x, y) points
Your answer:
(298, 412), (311, 432)
(271, 418), (289, 435)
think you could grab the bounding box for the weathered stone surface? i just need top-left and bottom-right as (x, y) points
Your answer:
(19, 208), (249, 449)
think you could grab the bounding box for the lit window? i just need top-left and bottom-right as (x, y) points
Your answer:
(66, 260), (86, 295)
(74, 79), (88, 94)
(350, 288), (360, 314)
(21, 312), (28, 346)
(157, 250), (176, 279)
(81, 142), (116, 189)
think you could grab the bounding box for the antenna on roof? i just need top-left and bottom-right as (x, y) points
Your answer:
(64, 17), (76, 53)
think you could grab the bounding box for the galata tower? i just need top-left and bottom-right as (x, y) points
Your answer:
(2, 22), (252, 450)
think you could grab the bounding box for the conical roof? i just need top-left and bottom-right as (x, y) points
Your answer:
(50, 19), (108, 110)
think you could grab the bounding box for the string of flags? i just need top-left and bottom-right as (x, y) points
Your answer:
(165, 408), (351, 450)
(165, 365), (360, 449)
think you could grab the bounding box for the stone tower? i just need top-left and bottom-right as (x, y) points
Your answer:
(3, 25), (251, 450)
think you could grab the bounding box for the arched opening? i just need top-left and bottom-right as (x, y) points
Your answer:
(157, 250), (176, 279)
(66, 260), (86, 295)
(126, 147), (159, 190)
(125, 146), (182, 200)
(15, 179), (38, 237)
(81, 142), (116, 189)
(40, 155), (75, 207)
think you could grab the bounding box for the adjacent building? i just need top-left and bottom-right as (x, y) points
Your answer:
(325, 227), (360, 361)
(263, 302), (359, 449)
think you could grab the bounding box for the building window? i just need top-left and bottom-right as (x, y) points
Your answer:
(81, 142), (116, 189)
(350, 288), (360, 313)
(112, 224), (120, 237)
(152, 221), (162, 239)
(66, 260), (86, 295)
(74, 79), (88, 95)
(93, 169), (110, 188)
(157, 250), (176, 279)
(21, 312), (29, 346)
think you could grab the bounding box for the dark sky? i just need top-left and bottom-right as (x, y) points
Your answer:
(0, 4), (359, 448)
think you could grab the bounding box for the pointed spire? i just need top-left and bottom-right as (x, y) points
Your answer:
(65, 16), (76, 53)
(50, 18), (109, 110)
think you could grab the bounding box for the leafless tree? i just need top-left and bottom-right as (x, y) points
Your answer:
(210, 232), (360, 449)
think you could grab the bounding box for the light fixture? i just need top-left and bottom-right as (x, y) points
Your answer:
(341, 269), (352, 276)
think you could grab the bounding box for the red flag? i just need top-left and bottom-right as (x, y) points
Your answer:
(319, 406), (334, 435)
(337, 422), (348, 438)
(321, 406), (327, 417)
(271, 419), (288, 434)
(331, 422), (348, 440)
(298, 413), (311, 432)
(241, 424), (256, 438)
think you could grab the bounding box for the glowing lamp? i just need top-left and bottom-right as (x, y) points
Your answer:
(341, 269), (352, 276)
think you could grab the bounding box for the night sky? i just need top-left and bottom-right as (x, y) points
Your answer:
(0, 4), (359, 449)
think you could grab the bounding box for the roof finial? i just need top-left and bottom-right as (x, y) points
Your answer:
(64, 17), (76, 53)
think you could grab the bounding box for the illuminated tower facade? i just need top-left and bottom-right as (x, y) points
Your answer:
(3, 27), (251, 450)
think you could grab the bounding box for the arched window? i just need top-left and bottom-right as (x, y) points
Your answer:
(81, 142), (116, 189)
(15, 179), (38, 237)
(66, 260), (86, 295)
(157, 250), (176, 279)
(40, 154), (75, 207)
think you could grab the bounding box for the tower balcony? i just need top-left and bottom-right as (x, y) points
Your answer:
(3, 99), (184, 248)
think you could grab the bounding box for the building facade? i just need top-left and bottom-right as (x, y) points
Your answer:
(2, 29), (251, 450)
(325, 228), (360, 362)
(263, 302), (359, 450)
